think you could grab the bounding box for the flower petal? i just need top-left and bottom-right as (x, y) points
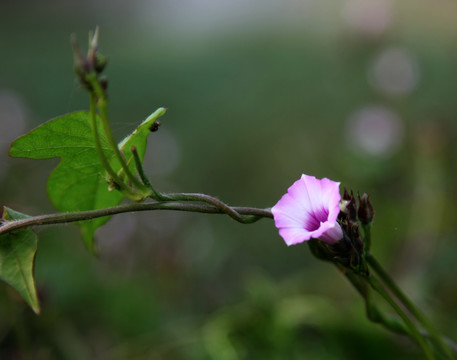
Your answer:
(308, 220), (342, 243)
(319, 178), (341, 222)
(286, 176), (314, 213)
(278, 227), (312, 246)
(302, 174), (327, 211)
(272, 194), (307, 228)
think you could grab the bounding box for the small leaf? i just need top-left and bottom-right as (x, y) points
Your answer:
(118, 107), (167, 158)
(9, 109), (166, 253)
(113, 108), (167, 184)
(0, 207), (40, 314)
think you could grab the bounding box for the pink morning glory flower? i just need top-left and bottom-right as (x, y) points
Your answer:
(272, 174), (343, 246)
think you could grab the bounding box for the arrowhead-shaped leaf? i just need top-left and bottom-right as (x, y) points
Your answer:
(9, 108), (166, 253)
(0, 207), (40, 314)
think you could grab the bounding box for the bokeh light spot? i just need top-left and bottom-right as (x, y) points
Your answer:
(341, 0), (393, 36)
(346, 105), (404, 157)
(368, 47), (420, 96)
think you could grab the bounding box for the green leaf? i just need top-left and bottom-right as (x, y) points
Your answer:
(117, 107), (167, 173)
(0, 207), (40, 314)
(9, 108), (166, 253)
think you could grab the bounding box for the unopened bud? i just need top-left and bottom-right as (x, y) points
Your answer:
(71, 28), (108, 90)
(350, 223), (364, 254)
(358, 193), (374, 225)
(94, 53), (108, 74)
(340, 189), (357, 221)
(343, 188), (351, 201)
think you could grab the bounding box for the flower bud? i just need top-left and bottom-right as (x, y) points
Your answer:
(350, 222), (364, 254)
(71, 28), (108, 90)
(340, 188), (357, 222)
(94, 53), (108, 74)
(343, 188), (351, 201)
(358, 193), (374, 225)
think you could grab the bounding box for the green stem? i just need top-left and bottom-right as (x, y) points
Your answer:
(86, 73), (147, 193)
(131, 146), (164, 200)
(362, 224), (371, 253)
(367, 254), (455, 359)
(343, 268), (408, 335)
(366, 275), (436, 360)
(89, 94), (141, 200)
(0, 202), (273, 235)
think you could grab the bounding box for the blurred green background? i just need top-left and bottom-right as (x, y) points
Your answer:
(1, 0), (457, 358)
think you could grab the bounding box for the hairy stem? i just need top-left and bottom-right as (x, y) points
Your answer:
(89, 94), (140, 200)
(0, 201), (272, 235)
(366, 275), (436, 360)
(166, 192), (261, 223)
(367, 254), (455, 359)
(131, 146), (164, 200)
(362, 223), (372, 253)
(343, 268), (409, 335)
(86, 73), (148, 193)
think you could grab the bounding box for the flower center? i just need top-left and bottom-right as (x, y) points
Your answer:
(304, 208), (329, 231)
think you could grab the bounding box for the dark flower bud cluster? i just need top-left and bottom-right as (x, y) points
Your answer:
(308, 188), (374, 275)
(71, 27), (108, 92)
